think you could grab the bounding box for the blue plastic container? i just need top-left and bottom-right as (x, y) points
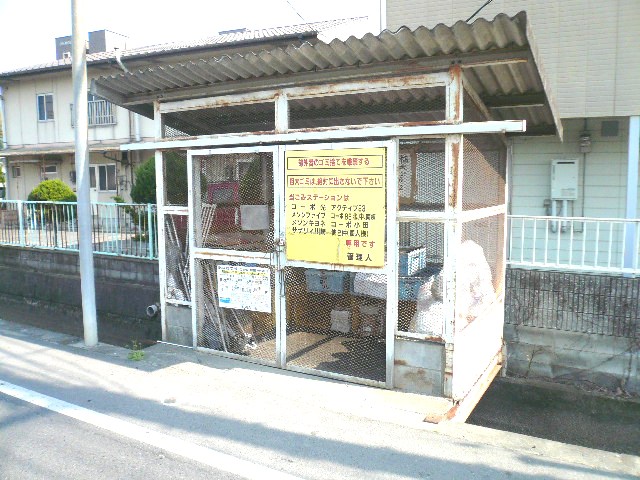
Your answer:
(398, 265), (442, 301)
(398, 247), (427, 276)
(305, 269), (349, 294)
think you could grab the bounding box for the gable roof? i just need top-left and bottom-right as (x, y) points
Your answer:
(0, 17), (363, 78)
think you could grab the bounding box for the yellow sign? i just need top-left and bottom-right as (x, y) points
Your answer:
(285, 147), (386, 267)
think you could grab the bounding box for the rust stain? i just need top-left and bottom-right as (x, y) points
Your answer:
(422, 335), (445, 343)
(449, 64), (463, 123)
(449, 142), (459, 208)
(397, 120), (450, 128)
(394, 359), (408, 366)
(444, 401), (460, 420)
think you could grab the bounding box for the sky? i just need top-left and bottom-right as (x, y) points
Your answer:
(0, 0), (382, 72)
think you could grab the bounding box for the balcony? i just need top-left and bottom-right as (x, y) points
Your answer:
(70, 99), (117, 127)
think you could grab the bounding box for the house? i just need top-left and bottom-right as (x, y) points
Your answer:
(384, 1), (640, 392)
(0, 30), (154, 202)
(0, 19), (361, 202)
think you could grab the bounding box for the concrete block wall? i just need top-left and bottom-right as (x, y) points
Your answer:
(166, 304), (193, 346)
(0, 245), (160, 344)
(394, 337), (444, 396)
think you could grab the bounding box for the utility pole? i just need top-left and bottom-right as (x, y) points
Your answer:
(72, 0), (98, 346)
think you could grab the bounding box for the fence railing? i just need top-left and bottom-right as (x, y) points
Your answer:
(508, 215), (640, 275)
(70, 99), (117, 126)
(0, 200), (157, 259)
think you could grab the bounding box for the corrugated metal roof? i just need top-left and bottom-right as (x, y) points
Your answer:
(89, 11), (560, 136)
(0, 17), (362, 77)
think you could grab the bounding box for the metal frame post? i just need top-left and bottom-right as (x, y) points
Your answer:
(72, 0), (98, 347)
(17, 200), (25, 246)
(385, 138), (399, 388)
(147, 203), (154, 259)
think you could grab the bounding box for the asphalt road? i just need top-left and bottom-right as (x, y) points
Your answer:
(0, 393), (239, 480)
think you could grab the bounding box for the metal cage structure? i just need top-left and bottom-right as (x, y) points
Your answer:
(143, 68), (513, 403)
(94, 12), (560, 414)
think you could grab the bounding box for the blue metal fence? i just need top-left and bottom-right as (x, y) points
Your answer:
(0, 200), (158, 259)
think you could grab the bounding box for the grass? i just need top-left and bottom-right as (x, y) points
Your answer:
(127, 340), (145, 361)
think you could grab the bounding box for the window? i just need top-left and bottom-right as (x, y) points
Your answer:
(42, 164), (58, 180)
(12, 166), (21, 178)
(90, 164), (117, 192)
(37, 94), (54, 121)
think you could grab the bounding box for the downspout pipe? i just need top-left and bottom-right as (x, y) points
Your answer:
(624, 116), (639, 269)
(0, 86), (9, 199)
(0, 86), (7, 149)
(113, 47), (130, 74)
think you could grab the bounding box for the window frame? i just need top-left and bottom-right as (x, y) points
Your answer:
(12, 166), (21, 178)
(89, 164), (117, 192)
(37, 93), (55, 122)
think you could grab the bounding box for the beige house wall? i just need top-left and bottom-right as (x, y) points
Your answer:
(386, 0), (640, 118)
(6, 151), (154, 203)
(2, 67), (155, 201)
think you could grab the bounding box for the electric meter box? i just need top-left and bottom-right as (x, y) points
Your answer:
(551, 159), (578, 200)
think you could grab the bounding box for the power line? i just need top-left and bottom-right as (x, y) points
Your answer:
(466, 0), (494, 23)
(284, 0), (307, 23)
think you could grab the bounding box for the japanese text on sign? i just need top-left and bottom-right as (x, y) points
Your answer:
(217, 265), (272, 313)
(285, 147), (386, 267)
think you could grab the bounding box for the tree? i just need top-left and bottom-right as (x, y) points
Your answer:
(130, 156), (156, 204)
(28, 179), (77, 202)
(130, 153), (190, 205)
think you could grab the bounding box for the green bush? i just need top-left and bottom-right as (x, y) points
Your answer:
(28, 179), (77, 202)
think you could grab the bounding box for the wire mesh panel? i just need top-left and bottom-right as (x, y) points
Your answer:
(195, 258), (277, 363)
(289, 87), (446, 129)
(398, 139), (446, 212)
(192, 152), (274, 252)
(163, 102), (275, 138)
(505, 268), (639, 338)
(165, 213), (190, 302)
(397, 222), (445, 337)
(462, 134), (506, 210)
(456, 214), (505, 332)
(285, 266), (386, 382)
(163, 150), (189, 207)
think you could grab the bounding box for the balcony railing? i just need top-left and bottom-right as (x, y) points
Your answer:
(70, 99), (117, 127)
(0, 200), (157, 259)
(508, 215), (640, 275)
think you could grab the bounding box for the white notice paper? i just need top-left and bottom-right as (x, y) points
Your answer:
(216, 265), (272, 313)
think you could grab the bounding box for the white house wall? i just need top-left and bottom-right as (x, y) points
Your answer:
(510, 118), (631, 218)
(386, 0), (640, 119)
(508, 118), (637, 269)
(3, 66), (155, 201)
(3, 70), (154, 148)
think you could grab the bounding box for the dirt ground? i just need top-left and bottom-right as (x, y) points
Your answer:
(468, 377), (640, 456)
(0, 294), (160, 348)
